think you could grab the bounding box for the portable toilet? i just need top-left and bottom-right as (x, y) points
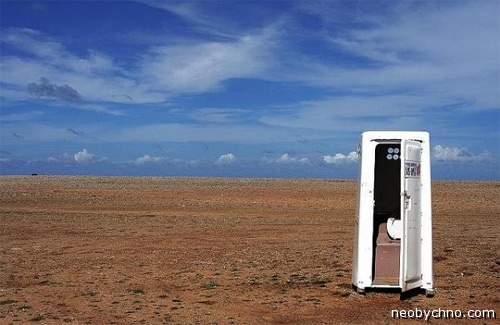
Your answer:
(352, 131), (435, 297)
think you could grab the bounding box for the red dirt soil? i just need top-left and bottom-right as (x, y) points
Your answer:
(0, 176), (499, 324)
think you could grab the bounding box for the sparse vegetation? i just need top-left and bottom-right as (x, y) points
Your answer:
(30, 314), (44, 322)
(0, 176), (498, 324)
(202, 281), (219, 290)
(0, 299), (17, 305)
(130, 288), (145, 295)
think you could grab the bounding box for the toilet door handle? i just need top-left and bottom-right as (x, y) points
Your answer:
(403, 191), (411, 210)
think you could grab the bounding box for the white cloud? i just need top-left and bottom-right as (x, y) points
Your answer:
(263, 1), (499, 137)
(134, 154), (166, 165)
(432, 145), (491, 162)
(1, 28), (63, 60)
(0, 28), (165, 105)
(264, 153), (310, 164)
(190, 108), (249, 123)
(343, 1), (500, 109)
(47, 153), (72, 163)
(260, 95), (437, 131)
(323, 151), (358, 164)
(139, 26), (279, 94)
(277, 153), (294, 164)
(215, 153), (236, 165)
(73, 149), (95, 163)
(1, 23), (281, 105)
(135, 0), (272, 40)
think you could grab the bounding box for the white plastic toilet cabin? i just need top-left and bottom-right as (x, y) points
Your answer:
(352, 131), (434, 297)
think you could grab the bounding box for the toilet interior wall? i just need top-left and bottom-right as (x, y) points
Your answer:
(372, 142), (402, 282)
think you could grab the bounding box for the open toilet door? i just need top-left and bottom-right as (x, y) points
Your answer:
(400, 139), (423, 292)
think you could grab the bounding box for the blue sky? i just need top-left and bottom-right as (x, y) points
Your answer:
(1, 0), (499, 179)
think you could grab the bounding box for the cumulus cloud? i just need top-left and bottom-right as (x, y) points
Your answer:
(47, 153), (72, 163)
(28, 77), (82, 102)
(134, 155), (166, 165)
(278, 153), (294, 164)
(432, 145), (491, 162)
(264, 153), (310, 164)
(74, 149), (95, 163)
(215, 153), (236, 165)
(323, 151), (358, 164)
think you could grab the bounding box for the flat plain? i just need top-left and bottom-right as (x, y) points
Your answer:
(0, 176), (499, 324)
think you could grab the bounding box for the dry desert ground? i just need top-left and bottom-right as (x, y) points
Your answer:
(0, 176), (499, 324)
